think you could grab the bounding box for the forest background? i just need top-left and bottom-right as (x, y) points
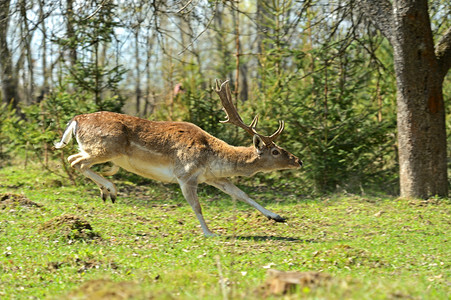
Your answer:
(0, 0), (450, 197)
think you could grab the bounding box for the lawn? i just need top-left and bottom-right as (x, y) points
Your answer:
(0, 163), (449, 299)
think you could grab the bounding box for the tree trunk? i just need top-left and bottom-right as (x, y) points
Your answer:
(144, 33), (155, 117)
(392, 1), (448, 198)
(135, 29), (141, 116)
(66, 0), (77, 68)
(0, 0), (20, 110)
(38, 0), (49, 96)
(358, 0), (449, 198)
(19, 0), (35, 104)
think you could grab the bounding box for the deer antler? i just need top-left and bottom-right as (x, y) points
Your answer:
(215, 79), (258, 136)
(215, 79), (285, 146)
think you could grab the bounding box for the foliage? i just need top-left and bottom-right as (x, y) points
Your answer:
(0, 104), (21, 164)
(1, 0), (127, 173)
(295, 45), (397, 193)
(56, 0), (125, 112)
(0, 77), (125, 184)
(253, 3), (398, 194)
(180, 74), (225, 139)
(0, 165), (449, 299)
(0, 0), (448, 195)
(67, 63), (126, 112)
(157, 64), (239, 145)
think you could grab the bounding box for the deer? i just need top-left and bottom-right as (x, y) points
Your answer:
(54, 79), (302, 237)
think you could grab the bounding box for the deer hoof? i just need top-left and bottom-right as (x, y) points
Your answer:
(101, 191), (107, 202)
(270, 215), (287, 223)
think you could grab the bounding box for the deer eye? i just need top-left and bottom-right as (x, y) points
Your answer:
(272, 149), (280, 156)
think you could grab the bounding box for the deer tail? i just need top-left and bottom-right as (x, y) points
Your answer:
(54, 119), (77, 149)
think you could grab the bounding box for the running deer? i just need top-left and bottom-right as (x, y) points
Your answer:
(55, 79), (302, 236)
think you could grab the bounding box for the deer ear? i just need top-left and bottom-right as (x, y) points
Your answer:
(253, 135), (265, 153)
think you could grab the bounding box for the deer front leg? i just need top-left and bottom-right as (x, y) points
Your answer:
(178, 178), (216, 237)
(207, 178), (286, 222)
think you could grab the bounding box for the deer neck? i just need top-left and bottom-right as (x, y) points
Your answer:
(210, 144), (262, 178)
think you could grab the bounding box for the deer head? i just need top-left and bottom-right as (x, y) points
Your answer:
(215, 79), (301, 171)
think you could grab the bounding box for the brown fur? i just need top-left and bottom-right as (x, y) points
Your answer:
(56, 111), (302, 236)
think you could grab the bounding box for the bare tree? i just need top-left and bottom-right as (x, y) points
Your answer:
(0, 0), (20, 110)
(38, 0), (49, 97)
(19, 0), (35, 104)
(65, 0), (77, 68)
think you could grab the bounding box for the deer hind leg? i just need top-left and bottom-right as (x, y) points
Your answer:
(102, 164), (120, 176)
(68, 151), (118, 203)
(178, 178), (216, 237)
(207, 178), (286, 222)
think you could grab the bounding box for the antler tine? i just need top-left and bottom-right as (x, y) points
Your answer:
(215, 79), (234, 123)
(260, 120), (285, 145)
(215, 79), (258, 137)
(249, 115), (259, 128)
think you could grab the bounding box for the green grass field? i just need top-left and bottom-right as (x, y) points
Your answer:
(0, 163), (449, 299)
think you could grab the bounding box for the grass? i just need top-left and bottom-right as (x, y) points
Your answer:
(0, 162), (450, 299)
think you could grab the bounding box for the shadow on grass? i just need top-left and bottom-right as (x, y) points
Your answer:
(228, 235), (316, 243)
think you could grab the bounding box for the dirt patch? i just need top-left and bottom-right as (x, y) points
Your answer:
(0, 193), (42, 209)
(260, 269), (332, 296)
(67, 279), (149, 300)
(40, 214), (100, 241)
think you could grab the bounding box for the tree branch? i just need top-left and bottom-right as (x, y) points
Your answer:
(356, 0), (394, 45)
(435, 26), (451, 79)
